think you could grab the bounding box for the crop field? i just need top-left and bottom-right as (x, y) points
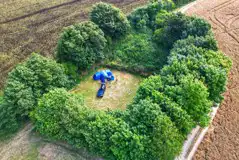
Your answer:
(0, 0), (148, 90)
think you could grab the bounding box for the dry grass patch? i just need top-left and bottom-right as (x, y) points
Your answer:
(71, 69), (142, 110)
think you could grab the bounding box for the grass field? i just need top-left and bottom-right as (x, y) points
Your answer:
(71, 69), (142, 110)
(0, 0), (148, 90)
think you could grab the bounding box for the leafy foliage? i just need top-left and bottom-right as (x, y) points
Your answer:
(167, 45), (232, 102)
(90, 2), (130, 38)
(173, 35), (218, 51)
(173, 0), (195, 6)
(163, 75), (212, 126)
(4, 53), (70, 118)
(128, 0), (175, 30)
(57, 21), (106, 70)
(0, 98), (18, 133)
(154, 12), (211, 48)
(32, 88), (85, 140)
(112, 33), (168, 73)
(135, 76), (195, 134)
(125, 99), (184, 160)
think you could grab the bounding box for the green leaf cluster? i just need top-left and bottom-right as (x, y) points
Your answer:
(1, 53), (70, 131)
(57, 21), (106, 70)
(90, 2), (130, 39)
(154, 12), (211, 48)
(128, 0), (175, 31)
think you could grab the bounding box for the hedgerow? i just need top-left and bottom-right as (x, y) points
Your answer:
(1, 1), (232, 160)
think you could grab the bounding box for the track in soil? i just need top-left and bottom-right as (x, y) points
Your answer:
(185, 0), (239, 159)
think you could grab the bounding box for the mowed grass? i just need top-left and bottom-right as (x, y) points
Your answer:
(71, 69), (142, 110)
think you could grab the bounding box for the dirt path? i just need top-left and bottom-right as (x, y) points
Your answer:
(184, 0), (239, 159)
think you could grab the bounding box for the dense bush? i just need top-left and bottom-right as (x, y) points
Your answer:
(33, 90), (183, 160)
(125, 99), (184, 160)
(90, 2), (130, 38)
(3, 53), (70, 118)
(163, 75), (212, 126)
(173, 35), (218, 51)
(32, 88), (86, 140)
(167, 45), (232, 102)
(128, 0), (175, 30)
(57, 21), (106, 70)
(0, 98), (18, 133)
(135, 76), (195, 134)
(154, 12), (211, 48)
(112, 33), (167, 73)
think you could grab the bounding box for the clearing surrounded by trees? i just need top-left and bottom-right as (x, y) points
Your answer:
(0, 0), (238, 160)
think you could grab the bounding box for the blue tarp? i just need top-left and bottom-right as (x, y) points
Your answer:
(93, 70), (114, 83)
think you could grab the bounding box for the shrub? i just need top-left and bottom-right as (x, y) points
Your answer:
(84, 113), (142, 159)
(57, 21), (106, 70)
(90, 2), (130, 38)
(173, 35), (218, 51)
(32, 88), (98, 146)
(113, 33), (166, 72)
(154, 12), (211, 48)
(3, 53), (70, 119)
(0, 98), (18, 133)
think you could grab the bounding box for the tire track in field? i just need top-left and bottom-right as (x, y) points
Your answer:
(0, 0), (82, 24)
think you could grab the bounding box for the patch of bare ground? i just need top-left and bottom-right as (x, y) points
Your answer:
(0, 0), (148, 89)
(0, 123), (100, 160)
(185, 0), (239, 159)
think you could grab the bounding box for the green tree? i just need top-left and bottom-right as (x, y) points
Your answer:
(90, 2), (130, 38)
(57, 21), (106, 70)
(163, 75), (212, 126)
(4, 53), (70, 118)
(135, 76), (195, 135)
(154, 12), (211, 48)
(128, 0), (175, 30)
(125, 99), (184, 160)
(168, 45), (232, 102)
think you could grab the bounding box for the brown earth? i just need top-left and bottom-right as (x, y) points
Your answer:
(0, 0), (148, 90)
(184, 0), (239, 159)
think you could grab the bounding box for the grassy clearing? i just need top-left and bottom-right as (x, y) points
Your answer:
(71, 68), (142, 110)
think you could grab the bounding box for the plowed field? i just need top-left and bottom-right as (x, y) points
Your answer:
(184, 0), (239, 159)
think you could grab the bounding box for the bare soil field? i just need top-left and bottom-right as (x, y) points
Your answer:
(184, 0), (239, 159)
(0, 0), (148, 90)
